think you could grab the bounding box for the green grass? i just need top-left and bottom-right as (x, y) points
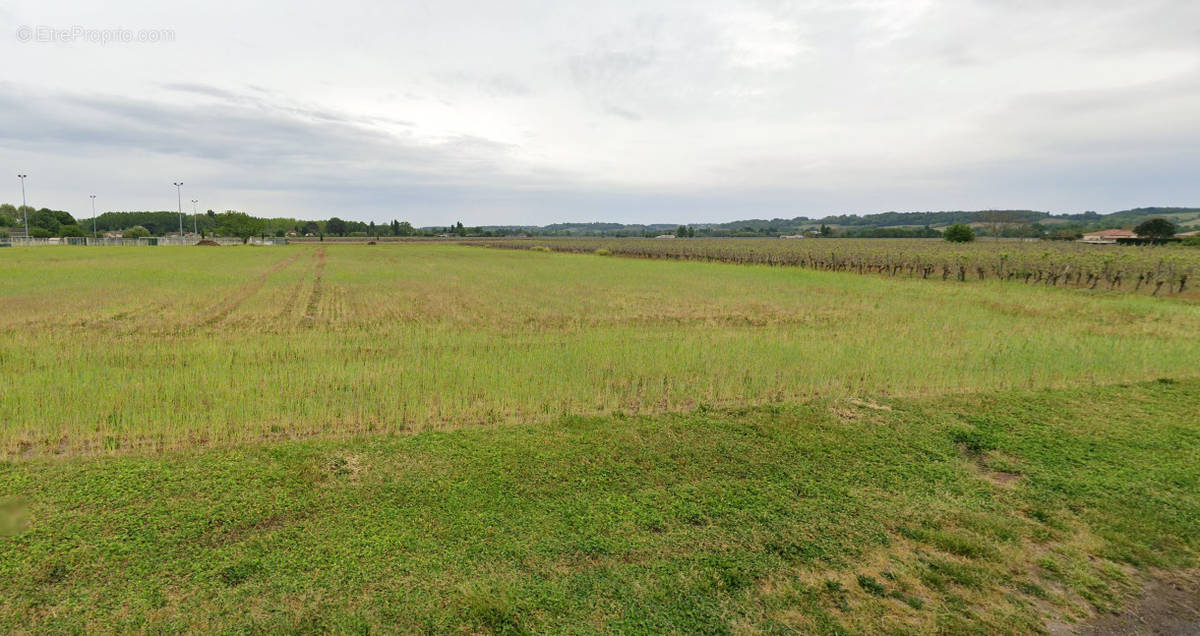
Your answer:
(1, 244), (1198, 455)
(1, 379), (1197, 633)
(2, 244), (1197, 632)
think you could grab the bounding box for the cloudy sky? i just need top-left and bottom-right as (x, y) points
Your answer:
(2, 1), (1198, 225)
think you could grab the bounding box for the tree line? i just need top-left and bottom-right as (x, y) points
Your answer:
(0, 203), (85, 238)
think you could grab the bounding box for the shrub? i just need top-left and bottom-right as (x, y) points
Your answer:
(122, 226), (151, 239)
(1182, 234), (1200, 247)
(0, 228), (10, 239)
(29, 227), (53, 239)
(943, 224), (976, 243)
(59, 225), (86, 238)
(595, 248), (612, 256)
(530, 246), (552, 252)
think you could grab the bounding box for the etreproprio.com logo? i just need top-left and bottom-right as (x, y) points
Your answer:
(16, 25), (175, 44)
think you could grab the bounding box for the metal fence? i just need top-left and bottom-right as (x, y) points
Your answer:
(0, 237), (288, 247)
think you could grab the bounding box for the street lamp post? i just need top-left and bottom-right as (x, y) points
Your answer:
(173, 182), (184, 245)
(17, 174), (27, 238)
(90, 195), (97, 239)
(192, 199), (199, 235)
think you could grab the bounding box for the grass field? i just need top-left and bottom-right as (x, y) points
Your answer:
(2, 380), (1197, 633)
(1, 244), (1198, 456)
(2, 243), (1199, 633)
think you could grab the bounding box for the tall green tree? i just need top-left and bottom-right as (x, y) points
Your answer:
(943, 224), (976, 243)
(326, 217), (348, 236)
(216, 211), (265, 244)
(1133, 218), (1178, 239)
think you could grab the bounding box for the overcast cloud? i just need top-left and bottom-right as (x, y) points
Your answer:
(2, 0), (1198, 225)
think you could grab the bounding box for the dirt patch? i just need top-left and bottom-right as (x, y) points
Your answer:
(846, 397), (892, 411)
(196, 240), (220, 246)
(1050, 570), (1200, 635)
(982, 468), (1022, 486)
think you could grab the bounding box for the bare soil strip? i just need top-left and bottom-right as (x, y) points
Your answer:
(1052, 570), (1200, 635)
(301, 247), (326, 323)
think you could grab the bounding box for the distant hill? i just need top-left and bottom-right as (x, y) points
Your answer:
(7, 203), (1198, 240)
(427, 207), (1200, 238)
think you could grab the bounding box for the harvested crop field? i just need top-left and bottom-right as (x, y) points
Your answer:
(1, 243), (1198, 455)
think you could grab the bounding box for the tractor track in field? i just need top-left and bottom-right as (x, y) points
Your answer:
(195, 251), (305, 329)
(276, 248), (321, 321)
(83, 299), (173, 330)
(301, 248), (326, 323)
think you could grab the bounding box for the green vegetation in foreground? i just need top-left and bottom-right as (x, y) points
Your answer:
(2, 245), (1199, 455)
(2, 380), (1197, 633)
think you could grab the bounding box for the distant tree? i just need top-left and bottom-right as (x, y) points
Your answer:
(943, 224), (976, 243)
(275, 229), (285, 238)
(122, 225), (150, 239)
(675, 225), (688, 238)
(216, 211), (265, 244)
(29, 209), (63, 234)
(29, 227), (53, 239)
(326, 217), (347, 236)
(368, 221), (377, 237)
(301, 221), (320, 235)
(59, 225), (86, 238)
(819, 224), (832, 237)
(1133, 218), (1178, 240)
(395, 221), (415, 236)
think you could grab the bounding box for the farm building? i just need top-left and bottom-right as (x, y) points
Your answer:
(1081, 229), (1136, 244)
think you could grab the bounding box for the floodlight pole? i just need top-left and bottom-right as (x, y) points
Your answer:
(90, 194), (97, 239)
(17, 174), (28, 237)
(192, 199), (198, 234)
(174, 182), (184, 245)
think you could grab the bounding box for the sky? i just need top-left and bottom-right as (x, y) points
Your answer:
(1, 0), (1199, 226)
